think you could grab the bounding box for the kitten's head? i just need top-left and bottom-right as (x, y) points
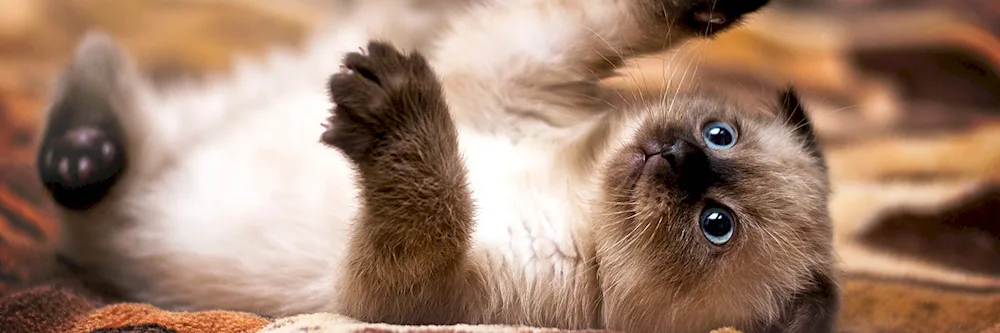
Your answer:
(594, 89), (837, 332)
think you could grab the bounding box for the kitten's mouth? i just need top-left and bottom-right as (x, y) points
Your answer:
(627, 138), (698, 192)
(630, 139), (672, 175)
(626, 149), (667, 192)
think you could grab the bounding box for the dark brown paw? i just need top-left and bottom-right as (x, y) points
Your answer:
(37, 125), (126, 211)
(674, 0), (771, 36)
(321, 40), (447, 165)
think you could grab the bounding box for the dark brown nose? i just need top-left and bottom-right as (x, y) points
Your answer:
(656, 138), (716, 197)
(661, 139), (707, 174)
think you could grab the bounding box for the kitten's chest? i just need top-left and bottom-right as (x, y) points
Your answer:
(458, 130), (585, 279)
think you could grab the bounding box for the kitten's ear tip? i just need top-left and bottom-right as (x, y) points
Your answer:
(777, 85), (806, 117)
(776, 84), (826, 165)
(779, 85), (801, 103)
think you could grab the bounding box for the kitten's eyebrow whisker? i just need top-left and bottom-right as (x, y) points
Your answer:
(661, 60), (683, 110)
(658, 26), (687, 100)
(665, 46), (700, 117)
(686, 43), (706, 95)
(585, 27), (643, 104)
(575, 90), (619, 110)
(660, 46), (693, 107)
(587, 63), (636, 112)
(821, 104), (859, 115)
(581, 54), (637, 112)
(616, 20), (650, 103)
(657, 7), (676, 97)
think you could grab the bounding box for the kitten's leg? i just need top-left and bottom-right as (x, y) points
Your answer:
(322, 41), (484, 325)
(433, 0), (771, 129)
(36, 32), (160, 210)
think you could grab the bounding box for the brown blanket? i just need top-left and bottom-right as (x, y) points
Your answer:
(2, 0), (1000, 332)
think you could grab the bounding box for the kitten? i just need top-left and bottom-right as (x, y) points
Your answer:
(36, 0), (837, 332)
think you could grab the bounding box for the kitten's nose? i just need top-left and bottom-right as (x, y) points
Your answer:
(661, 139), (707, 174)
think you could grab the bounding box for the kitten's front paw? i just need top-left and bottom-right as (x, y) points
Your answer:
(37, 124), (126, 211)
(670, 0), (771, 35)
(321, 41), (446, 165)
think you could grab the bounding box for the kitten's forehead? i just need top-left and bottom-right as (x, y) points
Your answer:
(641, 94), (776, 128)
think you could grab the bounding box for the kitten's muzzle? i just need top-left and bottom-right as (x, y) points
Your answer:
(643, 138), (709, 180)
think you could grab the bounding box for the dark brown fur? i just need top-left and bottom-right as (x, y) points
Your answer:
(321, 41), (485, 325)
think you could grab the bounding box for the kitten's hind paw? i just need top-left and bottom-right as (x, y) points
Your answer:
(321, 40), (448, 165)
(37, 123), (126, 211)
(35, 31), (138, 211)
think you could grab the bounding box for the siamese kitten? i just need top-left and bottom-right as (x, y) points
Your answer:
(36, 0), (838, 332)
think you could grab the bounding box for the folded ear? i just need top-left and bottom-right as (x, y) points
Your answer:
(778, 87), (825, 167)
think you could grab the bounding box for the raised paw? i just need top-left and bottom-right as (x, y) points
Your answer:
(37, 123), (126, 211)
(668, 0), (771, 36)
(321, 40), (449, 165)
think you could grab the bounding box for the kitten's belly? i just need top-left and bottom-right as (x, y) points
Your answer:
(96, 89), (361, 316)
(459, 130), (587, 290)
(459, 130), (600, 327)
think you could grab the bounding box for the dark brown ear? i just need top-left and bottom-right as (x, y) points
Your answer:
(778, 87), (825, 167)
(758, 270), (840, 333)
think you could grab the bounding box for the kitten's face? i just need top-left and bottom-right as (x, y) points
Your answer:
(594, 90), (834, 331)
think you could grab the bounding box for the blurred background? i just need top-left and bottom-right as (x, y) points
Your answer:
(0, 0), (998, 332)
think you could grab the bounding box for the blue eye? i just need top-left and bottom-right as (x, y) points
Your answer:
(702, 121), (737, 150)
(700, 207), (735, 245)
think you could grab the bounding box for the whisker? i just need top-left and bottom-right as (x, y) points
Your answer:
(584, 27), (643, 104)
